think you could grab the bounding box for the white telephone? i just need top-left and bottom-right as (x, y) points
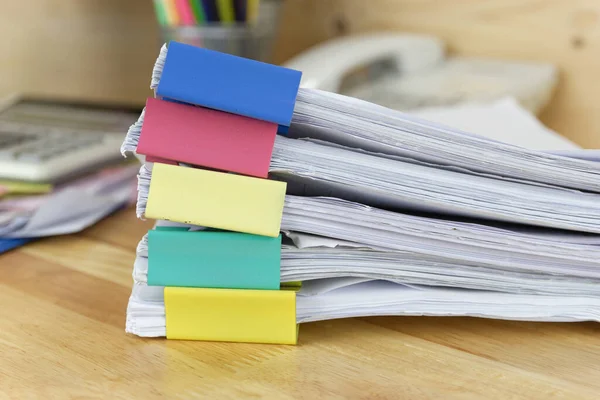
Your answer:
(283, 32), (557, 114)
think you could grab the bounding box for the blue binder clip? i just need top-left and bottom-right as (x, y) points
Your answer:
(154, 41), (302, 130)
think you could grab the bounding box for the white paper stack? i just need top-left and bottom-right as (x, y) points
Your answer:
(137, 137), (600, 234)
(270, 136), (600, 233)
(124, 51), (600, 337)
(289, 88), (600, 191)
(132, 225), (600, 296)
(127, 193), (600, 338)
(0, 164), (137, 239)
(127, 278), (600, 337)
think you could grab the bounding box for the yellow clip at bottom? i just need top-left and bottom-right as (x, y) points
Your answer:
(164, 287), (298, 345)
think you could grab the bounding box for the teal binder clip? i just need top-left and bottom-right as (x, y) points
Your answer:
(147, 228), (282, 290)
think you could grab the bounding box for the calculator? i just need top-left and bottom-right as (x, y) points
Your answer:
(0, 97), (141, 183)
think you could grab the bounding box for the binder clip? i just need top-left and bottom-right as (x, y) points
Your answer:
(145, 163), (286, 237)
(154, 41), (302, 129)
(148, 229), (282, 290)
(137, 98), (278, 178)
(165, 286), (298, 345)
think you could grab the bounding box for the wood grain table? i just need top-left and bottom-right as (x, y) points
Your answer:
(1, 206), (600, 399)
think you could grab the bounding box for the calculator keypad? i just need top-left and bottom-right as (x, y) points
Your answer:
(0, 99), (139, 182)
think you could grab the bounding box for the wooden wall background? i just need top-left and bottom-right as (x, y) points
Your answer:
(1, 0), (599, 148)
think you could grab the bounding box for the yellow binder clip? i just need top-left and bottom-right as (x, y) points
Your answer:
(165, 287), (298, 345)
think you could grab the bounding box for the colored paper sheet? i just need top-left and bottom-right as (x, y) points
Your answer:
(137, 98), (277, 178)
(145, 163), (286, 237)
(0, 238), (32, 254)
(147, 230), (282, 289)
(164, 287), (298, 344)
(157, 41), (302, 127)
(0, 180), (52, 195)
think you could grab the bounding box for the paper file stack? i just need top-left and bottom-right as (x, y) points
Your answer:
(123, 41), (600, 345)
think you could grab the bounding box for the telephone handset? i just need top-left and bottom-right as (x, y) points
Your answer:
(283, 32), (557, 114)
(283, 32), (445, 92)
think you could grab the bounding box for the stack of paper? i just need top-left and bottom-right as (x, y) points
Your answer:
(132, 222), (600, 296)
(128, 280), (600, 337)
(288, 88), (600, 191)
(0, 163), (138, 252)
(122, 41), (600, 345)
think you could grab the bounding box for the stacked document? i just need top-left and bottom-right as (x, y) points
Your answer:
(122, 41), (600, 345)
(132, 222), (600, 296)
(0, 163), (137, 242)
(129, 281), (600, 338)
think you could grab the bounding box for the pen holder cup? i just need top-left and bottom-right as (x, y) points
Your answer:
(160, 23), (278, 62)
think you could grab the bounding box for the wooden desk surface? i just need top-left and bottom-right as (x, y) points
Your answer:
(1, 207), (600, 399)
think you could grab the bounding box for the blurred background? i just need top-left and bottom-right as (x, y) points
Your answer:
(0, 0), (599, 251)
(1, 0), (599, 147)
